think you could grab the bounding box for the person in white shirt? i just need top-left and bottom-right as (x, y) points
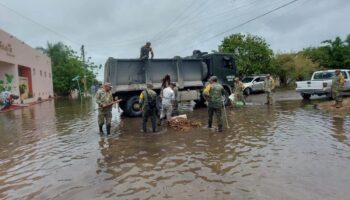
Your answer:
(159, 83), (175, 125)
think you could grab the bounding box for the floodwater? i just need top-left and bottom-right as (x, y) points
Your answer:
(0, 91), (350, 200)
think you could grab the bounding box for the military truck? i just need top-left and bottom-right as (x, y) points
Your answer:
(104, 50), (236, 117)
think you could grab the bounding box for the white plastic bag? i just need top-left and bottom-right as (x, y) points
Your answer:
(228, 94), (235, 103)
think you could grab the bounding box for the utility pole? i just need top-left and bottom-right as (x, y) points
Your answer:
(81, 45), (87, 97)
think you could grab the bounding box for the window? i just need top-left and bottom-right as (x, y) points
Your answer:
(222, 56), (234, 69)
(259, 77), (265, 82)
(40, 70), (42, 76)
(49, 73), (51, 78)
(33, 68), (36, 75)
(254, 78), (260, 82)
(341, 71), (348, 79)
(314, 71), (347, 80)
(44, 71), (47, 77)
(242, 77), (254, 83)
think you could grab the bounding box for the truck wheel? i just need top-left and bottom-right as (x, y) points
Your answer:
(156, 96), (162, 116)
(126, 95), (142, 117)
(223, 88), (230, 106)
(301, 93), (311, 100)
(244, 88), (252, 96)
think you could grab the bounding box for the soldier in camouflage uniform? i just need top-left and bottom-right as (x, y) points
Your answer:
(140, 42), (154, 60)
(264, 74), (275, 105)
(139, 84), (157, 133)
(140, 42), (154, 84)
(234, 77), (246, 105)
(332, 69), (345, 108)
(203, 76), (225, 132)
(96, 83), (114, 135)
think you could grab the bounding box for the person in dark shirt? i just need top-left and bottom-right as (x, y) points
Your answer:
(140, 42), (154, 60)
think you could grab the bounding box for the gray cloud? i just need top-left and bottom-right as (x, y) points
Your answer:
(1, 0), (349, 80)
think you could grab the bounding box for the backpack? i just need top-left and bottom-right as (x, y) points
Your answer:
(145, 90), (157, 109)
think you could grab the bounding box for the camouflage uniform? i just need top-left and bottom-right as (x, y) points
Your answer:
(96, 88), (113, 134)
(140, 89), (157, 132)
(264, 77), (275, 105)
(140, 44), (154, 83)
(234, 80), (246, 105)
(140, 45), (153, 60)
(203, 82), (225, 131)
(332, 72), (345, 107)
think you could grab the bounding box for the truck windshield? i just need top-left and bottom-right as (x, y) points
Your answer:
(242, 77), (254, 83)
(313, 72), (335, 80)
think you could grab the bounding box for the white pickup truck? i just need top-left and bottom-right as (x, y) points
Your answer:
(295, 69), (350, 100)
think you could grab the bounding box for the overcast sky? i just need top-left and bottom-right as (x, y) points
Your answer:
(1, 0), (349, 80)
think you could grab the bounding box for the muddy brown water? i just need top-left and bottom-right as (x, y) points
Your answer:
(0, 91), (349, 200)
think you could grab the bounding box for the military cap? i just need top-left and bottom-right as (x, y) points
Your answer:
(104, 82), (112, 87)
(209, 76), (218, 81)
(146, 83), (154, 88)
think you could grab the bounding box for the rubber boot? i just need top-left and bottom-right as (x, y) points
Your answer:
(336, 101), (342, 108)
(142, 123), (147, 133)
(218, 125), (223, 132)
(106, 124), (111, 135)
(99, 125), (104, 134)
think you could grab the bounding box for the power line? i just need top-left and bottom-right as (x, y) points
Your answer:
(0, 2), (82, 46)
(152, 0), (198, 42)
(157, 0), (284, 52)
(175, 0), (298, 55)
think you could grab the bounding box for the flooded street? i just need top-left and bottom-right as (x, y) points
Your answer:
(0, 90), (350, 200)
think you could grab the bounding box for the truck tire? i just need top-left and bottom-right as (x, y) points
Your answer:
(244, 88), (252, 96)
(126, 95), (142, 117)
(301, 93), (311, 100)
(156, 96), (162, 116)
(223, 88), (230, 106)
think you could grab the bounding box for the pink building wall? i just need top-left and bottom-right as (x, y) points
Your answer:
(0, 29), (53, 103)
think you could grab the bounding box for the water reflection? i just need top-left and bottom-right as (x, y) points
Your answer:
(0, 98), (349, 199)
(330, 115), (349, 147)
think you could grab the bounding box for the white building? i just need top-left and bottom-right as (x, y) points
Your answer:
(0, 29), (53, 104)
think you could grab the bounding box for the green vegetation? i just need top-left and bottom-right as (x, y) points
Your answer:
(217, 33), (350, 86)
(301, 36), (350, 69)
(19, 84), (26, 95)
(37, 42), (100, 96)
(273, 53), (319, 86)
(218, 33), (273, 76)
(0, 74), (14, 92)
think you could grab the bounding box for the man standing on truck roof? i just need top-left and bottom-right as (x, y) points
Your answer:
(96, 82), (114, 135)
(264, 74), (275, 105)
(139, 83), (157, 133)
(140, 42), (154, 60)
(140, 42), (154, 84)
(332, 69), (345, 108)
(203, 76), (225, 132)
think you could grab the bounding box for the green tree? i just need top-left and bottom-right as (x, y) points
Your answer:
(273, 53), (320, 86)
(302, 35), (350, 69)
(218, 33), (274, 76)
(37, 42), (99, 96)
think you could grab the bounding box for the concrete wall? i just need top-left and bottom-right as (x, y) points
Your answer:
(0, 29), (53, 103)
